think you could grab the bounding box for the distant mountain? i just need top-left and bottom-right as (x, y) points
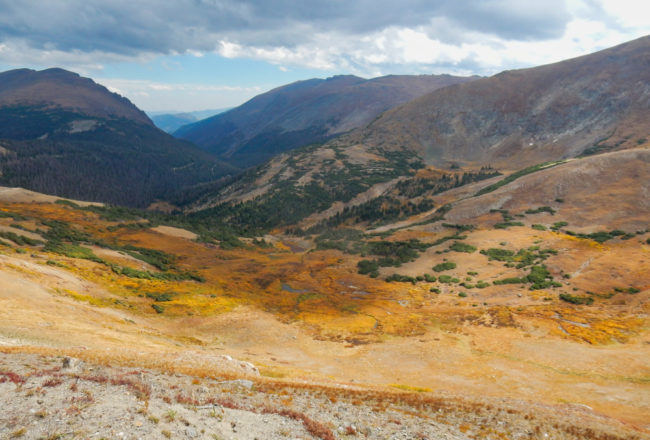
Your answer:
(354, 35), (650, 170)
(149, 108), (230, 133)
(188, 36), (650, 231)
(0, 68), (152, 125)
(0, 68), (236, 207)
(151, 113), (198, 133)
(175, 74), (476, 168)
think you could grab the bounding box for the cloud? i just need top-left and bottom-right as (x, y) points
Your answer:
(96, 78), (263, 111)
(0, 1), (571, 53)
(0, 0), (648, 77)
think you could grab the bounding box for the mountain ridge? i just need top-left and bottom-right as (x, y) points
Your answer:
(175, 73), (477, 168)
(0, 68), (236, 207)
(188, 35), (650, 235)
(353, 34), (650, 169)
(0, 68), (152, 125)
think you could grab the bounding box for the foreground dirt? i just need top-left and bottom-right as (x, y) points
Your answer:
(2, 352), (646, 440)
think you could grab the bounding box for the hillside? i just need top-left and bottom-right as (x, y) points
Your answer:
(0, 143), (648, 437)
(189, 35), (650, 228)
(151, 112), (198, 133)
(0, 68), (236, 207)
(150, 109), (229, 133)
(0, 68), (152, 125)
(175, 74), (476, 168)
(354, 35), (650, 170)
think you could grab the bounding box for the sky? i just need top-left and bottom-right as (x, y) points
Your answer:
(0, 0), (648, 112)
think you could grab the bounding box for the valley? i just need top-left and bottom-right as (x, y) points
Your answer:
(1, 146), (648, 438)
(0, 35), (649, 440)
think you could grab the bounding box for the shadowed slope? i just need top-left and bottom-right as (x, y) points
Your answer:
(0, 68), (236, 207)
(175, 74), (476, 168)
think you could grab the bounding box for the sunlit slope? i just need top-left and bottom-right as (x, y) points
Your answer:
(352, 35), (650, 169)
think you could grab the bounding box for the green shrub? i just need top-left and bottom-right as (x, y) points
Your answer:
(480, 248), (515, 261)
(559, 294), (593, 305)
(458, 292), (467, 297)
(531, 224), (547, 231)
(449, 241), (477, 253)
(475, 281), (490, 289)
(493, 277), (525, 285)
(146, 292), (175, 302)
(44, 241), (105, 264)
(442, 223), (475, 232)
(357, 259), (379, 275)
(438, 275), (459, 283)
(551, 221), (568, 231)
(474, 161), (564, 197)
(494, 221), (524, 229)
(525, 206), (556, 215)
(0, 231), (44, 246)
(433, 261), (456, 272)
(151, 304), (165, 313)
(385, 274), (417, 284)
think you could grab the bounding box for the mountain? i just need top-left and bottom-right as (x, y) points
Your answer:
(0, 68), (236, 207)
(0, 68), (151, 125)
(174, 74), (476, 168)
(354, 35), (650, 170)
(1, 42), (649, 437)
(188, 36), (650, 232)
(149, 108), (230, 133)
(151, 112), (198, 133)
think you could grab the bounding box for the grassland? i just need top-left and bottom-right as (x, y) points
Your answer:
(0, 152), (648, 435)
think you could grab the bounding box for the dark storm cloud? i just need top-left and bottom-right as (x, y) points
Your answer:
(0, 0), (571, 55)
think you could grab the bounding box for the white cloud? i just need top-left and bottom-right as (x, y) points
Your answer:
(96, 78), (263, 111)
(0, 0), (648, 109)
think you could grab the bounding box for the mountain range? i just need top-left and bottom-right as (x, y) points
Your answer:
(175, 74), (476, 168)
(148, 108), (230, 134)
(0, 35), (648, 439)
(353, 34), (650, 170)
(192, 35), (650, 230)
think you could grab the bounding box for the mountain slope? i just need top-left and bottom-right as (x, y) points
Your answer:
(150, 109), (230, 133)
(0, 68), (236, 207)
(188, 36), (650, 234)
(355, 35), (650, 169)
(175, 74), (476, 168)
(151, 112), (198, 133)
(0, 68), (152, 125)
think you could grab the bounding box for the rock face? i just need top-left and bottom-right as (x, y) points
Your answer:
(354, 35), (650, 169)
(175, 74), (476, 168)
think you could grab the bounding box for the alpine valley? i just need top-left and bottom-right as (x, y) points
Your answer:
(0, 37), (648, 440)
